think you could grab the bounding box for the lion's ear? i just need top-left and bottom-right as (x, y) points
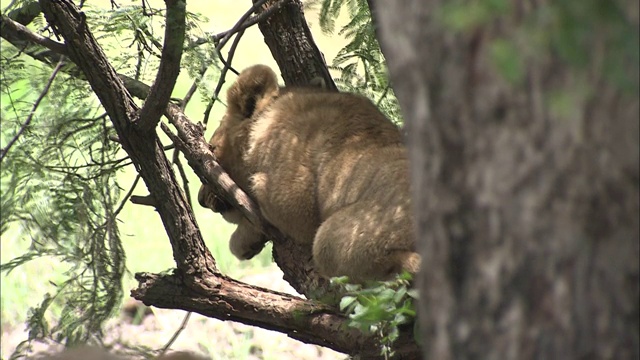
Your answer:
(227, 65), (279, 119)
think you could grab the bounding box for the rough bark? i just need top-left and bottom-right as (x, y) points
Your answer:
(254, 0), (337, 90)
(132, 272), (419, 358)
(136, 0), (186, 132)
(373, 0), (639, 359)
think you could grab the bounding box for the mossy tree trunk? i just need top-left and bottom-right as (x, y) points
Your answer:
(373, 0), (639, 358)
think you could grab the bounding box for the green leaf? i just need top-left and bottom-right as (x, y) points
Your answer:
(407, 289), (419, 299)
(339, 295), (358, 311)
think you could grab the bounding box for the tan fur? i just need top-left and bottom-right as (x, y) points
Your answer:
(198, 65), (420, 282)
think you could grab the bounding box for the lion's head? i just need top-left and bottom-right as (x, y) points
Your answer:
(197, 65), (280, 213)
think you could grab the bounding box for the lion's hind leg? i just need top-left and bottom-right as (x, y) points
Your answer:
(312, 202), (420, 283)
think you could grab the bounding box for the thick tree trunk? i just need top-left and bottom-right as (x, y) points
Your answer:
(373, 1), (639, 359)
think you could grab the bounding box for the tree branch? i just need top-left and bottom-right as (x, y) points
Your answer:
(204, 29), (245, 125)
(213, 0), (269, 50)
(0, 14), (67, 62)
(129, 195), (158, 207)
(39, 0), (216, 278)
(211, 0), (290, 49)
(188, 0), (291, 50)
(136, 0), (186, 132)
(132, 272), (420, 358)
(254, 0), (337, 90)
(179, 64), (206, 110)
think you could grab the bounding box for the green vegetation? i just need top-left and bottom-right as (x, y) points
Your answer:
(332, 273), (418, 360)
(314, 0), (402, 123)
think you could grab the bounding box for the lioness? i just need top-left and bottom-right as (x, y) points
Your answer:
(198, 65), (420, 282)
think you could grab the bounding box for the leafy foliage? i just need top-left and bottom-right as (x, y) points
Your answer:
(332, 273), (418, 359)
(313, 0), (403, 124)
(1, 54), (126, 352)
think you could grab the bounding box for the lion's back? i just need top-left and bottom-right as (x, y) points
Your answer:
(200, 64), (419, 281)
(246, 90), (409, 244)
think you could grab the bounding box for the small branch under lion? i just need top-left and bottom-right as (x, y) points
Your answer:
(159, 121), (264, 228)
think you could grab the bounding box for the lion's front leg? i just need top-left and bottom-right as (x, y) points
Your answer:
(229, 215), (268, 260)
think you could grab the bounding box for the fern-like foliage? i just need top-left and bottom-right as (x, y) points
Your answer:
(0, 1), (218, 356)
(1, 50), (125, 354)
(313, 0), (403, 124)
